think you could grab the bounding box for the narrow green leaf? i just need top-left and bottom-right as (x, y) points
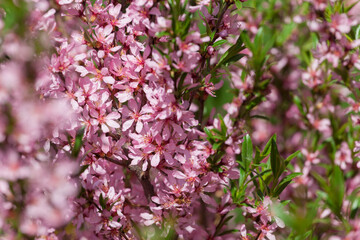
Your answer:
(327, 166), (345, 217)
(99, 193), (107, 210)
(356, 25), (360, 40)
(254, 147), (262, 164)
(218, 229), (239, 236)
(293, 96), (306, 116)
(72, 126), (85, 158)
(273, 173), (302, 197)
(261, 134), (277, 157)
(215, 34), (245, 69)
(277, 22), (296, 45)
(204, 127), (214, 140)
(177, 73), (187, 92)
(242, 134), (253, 172)
(246, 169), (272, 185)
(250, 115), (270, 121)
(270, 138), (284, 181)
(213, 39), (228, 47)
(213, 142), (222, 151)
(284, 150), (300, 167)
(218, 114), (227, 136)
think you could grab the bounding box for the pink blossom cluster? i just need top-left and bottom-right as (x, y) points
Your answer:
(28, 0), (253, 239)
(237, 0), (360, 239)
(1, 0), (360, 239)
(0, 28), (79, 239)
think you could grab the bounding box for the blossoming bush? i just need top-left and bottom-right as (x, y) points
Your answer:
(1, 0), (360, 239)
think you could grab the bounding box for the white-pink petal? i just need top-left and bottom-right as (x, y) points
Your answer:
(140, 213), (153, 220)
(122, 119), (134, 131)
(107, 112), (120, 119)
(103, 76), (115, 84)
(101, 124), (110, 133)
(106, 119), (120, 128)
(136, 120), (143, 133)
(151, 153), (160, 167)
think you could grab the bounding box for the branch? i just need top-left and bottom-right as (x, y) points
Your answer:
(98, 154), (155, 202)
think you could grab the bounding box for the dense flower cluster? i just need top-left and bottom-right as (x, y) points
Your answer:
(0, 26), (79, 237)
(1, 0), (360, 239)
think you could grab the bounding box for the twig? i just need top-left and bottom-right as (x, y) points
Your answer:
(98, 154), (155, 202)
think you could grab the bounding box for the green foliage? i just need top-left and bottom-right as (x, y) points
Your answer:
(71, 126), (85, 158)
(227, 134), (301, 204)
(0, 0), (28, 36)
(242, 134), (253, 172)
(214, 35), (246, 70)
(270, 137), (285, 181)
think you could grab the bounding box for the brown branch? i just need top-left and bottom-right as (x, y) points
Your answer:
(97, 154), (155, 203)
(195, 2), (231, 128)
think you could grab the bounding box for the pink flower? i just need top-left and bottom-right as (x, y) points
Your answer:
(140, 212), (162, 226)
(330, 14), (356, 39)
(93, 25), (114, 46)
(91, 111), (120, 133)
(302, 60), (323, 88)
(246, 197), (272, 224)
(301, 149), (320, 166)
(175, 37), (200, 57)
(254, 222), (277, 240)
(172, 53), (201, 72)
(121, 99), (151, 133)
(201, 74), (216, 97)
(239, 224), (250, 240)
(346, 97), (360, 114)
(107, 4), (132, 28)
(89, 92), (120, 132)
(74, 78), (99, 105)
(335, 142), (352, 170)
(307, 114), (331, 133)
(148, 135), (176, 167)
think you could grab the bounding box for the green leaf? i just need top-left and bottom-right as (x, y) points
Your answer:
(204, 127), (214, 140)
(216, 215), (233, 232)
(345, 1), (360, 12)
(235, 0), (243, 11)
(99, 193), (107, 210)
(213, 142), (222, 151)
(261, 134), (277, 157)
(273, 172), (302, 197)
(311, 171), (328, 190)
(0, 0), (28, 35)
(240, 31), (254, 52)
(213, 39), (228, 47)
(250, 115), (270, 121)
(285, 150), (300, 167)
(83, 28), (94, 44)
(293, 95), (306, 116)
(218, 229), (239, 236)
(176, 73), (188, 95)
(254, 147), (262, 164)
(72, 126), (85, 158)
(356, 25), (360, 40)
(277, 22), (296, 45)
(222, 53), (246, 67)
(218, 114), (227, 136)
(270, 138), (284, 181)
(327, 166), (345, 218)
(242, 134), (253, 172)
(156, 31), (171, 38)
(245, 95), (266, 112)
(215, 34), (245, 70)
(73, 164), (90, 177)
(246, 169), (272, 185)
